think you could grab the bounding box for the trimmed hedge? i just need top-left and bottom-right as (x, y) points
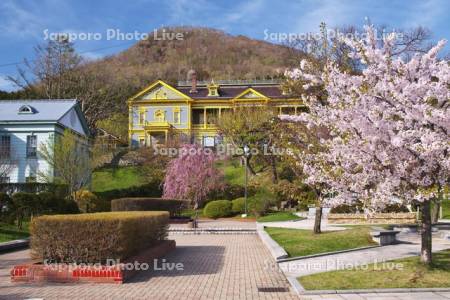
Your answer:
(93, 181), (162, 202)
(231, 197), (246, 214)
(30, 211), (169, 263)
(111, 198), (189, 217)
(204, 200), (232, 219)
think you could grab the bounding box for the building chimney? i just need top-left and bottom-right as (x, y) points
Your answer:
(187, 69), (197, 93)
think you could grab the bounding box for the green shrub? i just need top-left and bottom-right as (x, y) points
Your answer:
(35, 192), (79, 214)
(0, 192), (12, 209)
(93, 180), (162, 202)
(231, 197), (246, 214)
(204, 200), (232, 219)
(248, 190), (277, 217)
(74, 190), (101, 213)
(207, 183), (256, 201)
(30, 211), (169, 263)
(111, 198), (189, 217)
(382, 203), (410, 213)
(330, 201), (364, 214)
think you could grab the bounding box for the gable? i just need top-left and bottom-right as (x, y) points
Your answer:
(58, 107), (88, 136)
(130, 80), (191, 102)
(233, 88), (269, 100)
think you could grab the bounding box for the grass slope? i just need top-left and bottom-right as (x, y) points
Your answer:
(265, 227), (377, 257)
(216, 160), (245, 187)
(92, 166), (147, 192)
(299, 250), (450, 290)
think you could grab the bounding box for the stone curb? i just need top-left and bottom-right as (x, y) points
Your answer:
(286, 276), (305, 296)
(255, 224), (288, 260)
(168, 228), (257, 235)
(0, 238), (30, 252)
(277, 245), (381, 263)
(286, 277), (450, 295)
(301, 287), (450, 294)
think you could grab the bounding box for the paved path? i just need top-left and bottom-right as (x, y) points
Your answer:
(0, 234), (297, 300)
(279, 233), (450, 278)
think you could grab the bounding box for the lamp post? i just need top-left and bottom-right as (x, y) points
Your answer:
(243, 144), (250, 217)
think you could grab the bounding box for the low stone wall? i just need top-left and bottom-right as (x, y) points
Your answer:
(327, 213), (417, 224)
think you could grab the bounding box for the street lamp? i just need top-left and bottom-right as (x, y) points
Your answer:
(243, 144), (250, 217)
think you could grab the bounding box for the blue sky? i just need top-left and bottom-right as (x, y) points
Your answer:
(1, 0), (449, 91)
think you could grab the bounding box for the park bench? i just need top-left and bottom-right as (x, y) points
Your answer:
(370, 230), (400, 245)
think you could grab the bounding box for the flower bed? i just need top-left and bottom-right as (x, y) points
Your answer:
(327, 213), (417, 224)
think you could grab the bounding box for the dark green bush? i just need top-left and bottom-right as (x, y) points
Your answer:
(330, 201), (364, 213)
(94, 181), (162, 203)
(207, 183), (256, 201)
(247, 190), (278, 217)
(30, 211), (169, 263)
(204, 200), (232, 219)
(111, 198), (189, 217)
(231, 197), (246, 214)
(0, 183), (68, 195)
(382, 203), (410, 213)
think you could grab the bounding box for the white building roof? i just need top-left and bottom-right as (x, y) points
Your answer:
(0, 99), (89, 136)
(0, 99), (79, 122)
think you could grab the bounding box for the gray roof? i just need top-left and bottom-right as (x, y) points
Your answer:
(0, 99), (78, 122)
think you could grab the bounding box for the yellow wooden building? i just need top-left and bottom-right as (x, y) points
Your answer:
(128, 74), (303, 147)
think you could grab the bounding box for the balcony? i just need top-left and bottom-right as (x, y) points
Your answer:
(192, 124), (217, 130)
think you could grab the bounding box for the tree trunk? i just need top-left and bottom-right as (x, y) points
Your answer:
(314, 206), (322, 234)
(431, 199), (440, 223)
(420, 201), (432, 265)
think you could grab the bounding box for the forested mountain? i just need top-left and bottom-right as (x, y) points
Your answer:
(1, 27), (301, 126)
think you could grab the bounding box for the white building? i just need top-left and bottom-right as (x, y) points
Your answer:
(0, 99), (90, 183)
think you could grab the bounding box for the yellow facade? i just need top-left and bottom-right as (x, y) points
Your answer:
(128, 79), (303, 147)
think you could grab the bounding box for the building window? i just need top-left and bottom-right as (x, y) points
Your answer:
(18, 105), (34, 114)
(139, 138), (145, 147)
(155, 110), (165, 122)
(192, 109), (204, 125)
(0, 135), (11, 158)
(139, 110), (146, 125)
(173, 108), (181, 124)
(26, 135), (37, 158)
(25, 176), (36, 183)
(280, 107), (296, 115)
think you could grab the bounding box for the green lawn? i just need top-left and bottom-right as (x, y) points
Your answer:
(92, 166), (147, 192)
(443, 200), (450, 219)
(299, 250), (450, 290)
(0, 222), (29, 243)
(265, 227), (377, 257)
(257, 212), (303, 222)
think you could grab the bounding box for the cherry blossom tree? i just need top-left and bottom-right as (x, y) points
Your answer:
(162, 144), (224, 223)
(283, 26), (449, 264)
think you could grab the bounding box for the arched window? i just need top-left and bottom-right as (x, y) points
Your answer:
(18, 105), (34, 114)
(155, 110), (165, 122)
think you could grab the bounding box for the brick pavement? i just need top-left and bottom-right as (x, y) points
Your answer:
(0, 234), (297, 300)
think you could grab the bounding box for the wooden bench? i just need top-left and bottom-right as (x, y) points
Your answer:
(370, 230), (400, 245)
